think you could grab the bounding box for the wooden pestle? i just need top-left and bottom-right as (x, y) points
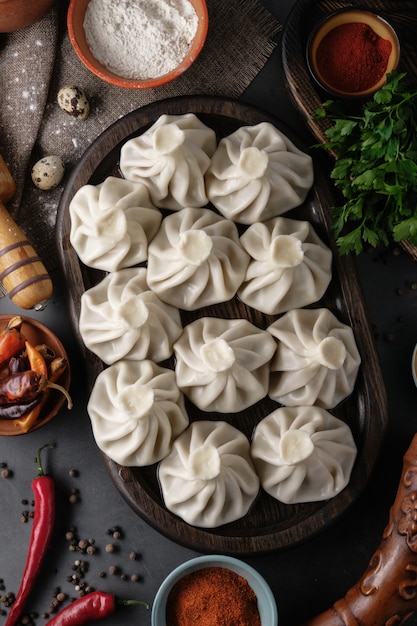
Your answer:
(0, 154), (52, 310)
(303, 432), (417, 626)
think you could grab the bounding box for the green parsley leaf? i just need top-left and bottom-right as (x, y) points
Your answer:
(314, 71), (417, 254)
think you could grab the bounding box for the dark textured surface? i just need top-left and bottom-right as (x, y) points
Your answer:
(1, 1), (417, 625)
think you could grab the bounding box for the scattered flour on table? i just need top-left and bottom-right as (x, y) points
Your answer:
(83, 0), (199, 80)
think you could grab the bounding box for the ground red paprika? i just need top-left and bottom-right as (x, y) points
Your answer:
(165, 566), (262, 626)
(315, 22), (392, 93)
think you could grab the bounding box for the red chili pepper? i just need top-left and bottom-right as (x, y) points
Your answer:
(5, 444), (55, 626)
(0, 316), (26, 369)
(44, 591), (148, 626)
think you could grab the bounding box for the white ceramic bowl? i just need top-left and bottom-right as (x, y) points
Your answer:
(151, 555), (278, 626)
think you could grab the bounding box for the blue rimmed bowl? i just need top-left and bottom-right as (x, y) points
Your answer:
(151, 554), (278, 626)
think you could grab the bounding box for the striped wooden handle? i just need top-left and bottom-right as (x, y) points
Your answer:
(0, 155), (52, 310)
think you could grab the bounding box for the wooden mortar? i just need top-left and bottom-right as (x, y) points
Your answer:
(0, 154), (52, 310)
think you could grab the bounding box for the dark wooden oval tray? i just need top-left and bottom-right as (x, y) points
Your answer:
(56, 95), (388, 555)
(282, 0), (417, 146)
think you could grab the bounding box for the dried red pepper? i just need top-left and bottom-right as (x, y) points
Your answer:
(44, 591), (148, 626)
(0, 316), (26, 369)
(25, 340), (48, 378)
(0, 370), (44, 404)
(8, 355), (29, 374)
(5, 444), (55, 626)
(0, 397), (42, 420)
(14, 356), (69, 433)
(0, 369), (72, 409)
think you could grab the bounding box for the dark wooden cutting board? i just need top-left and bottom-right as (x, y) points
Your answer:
(56, 95), (388, 554)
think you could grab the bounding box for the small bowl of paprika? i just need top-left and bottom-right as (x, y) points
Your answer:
(306, 8), (400, 98)
(151, 554), (278, 626)
(0, 314), (71, 436)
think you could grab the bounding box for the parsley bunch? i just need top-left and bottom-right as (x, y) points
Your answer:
(315, 71), (417, 254)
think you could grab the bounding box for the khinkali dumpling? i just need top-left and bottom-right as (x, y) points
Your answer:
(251, 406), (357, 503)
(79, 268), (182, 365)
(119, 113), (217, 210)
(238, 217), (332, 314)
(268, 308), (361, 409)
(147, 207), (250, 310)
(158, 420), (260, 527)
(205, 122), (314, 224)
(174, 316), (276, 412)
(87, 360), (189, 466)
(69, 176), (161, 271)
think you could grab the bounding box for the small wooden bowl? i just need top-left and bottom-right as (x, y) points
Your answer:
(0, 315), (71, 436)
(307, 8), (400, 99)
(67, 0), (208, 89)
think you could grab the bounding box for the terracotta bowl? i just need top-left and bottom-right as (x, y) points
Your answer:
(0, 0), (55, 32)
(67, 0), (208, 89)
(307, 8), (400, 99)
(151, 555), (278, 626)
(0, 315), (71, 436)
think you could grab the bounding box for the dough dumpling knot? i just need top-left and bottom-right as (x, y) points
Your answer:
(87, 360), (189, 467)
(69, 176), (161, 271)
(238, 217), (332, 314)
(79, 268), (182, 365)
(119, 113), (217, 210)
(147, 207), (250, 310)
(174, 316), (276, 412)
(267, 308), (361, 409)
(251, 405), (357, 504)
(158, 420), (260, 527)
(206, 122), (314, 224)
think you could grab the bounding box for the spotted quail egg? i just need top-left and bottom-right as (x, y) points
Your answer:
(57, 85), (90, 119)
(31, 156), (65, 190)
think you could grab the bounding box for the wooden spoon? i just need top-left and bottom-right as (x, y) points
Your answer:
(0, 154), (52, 310)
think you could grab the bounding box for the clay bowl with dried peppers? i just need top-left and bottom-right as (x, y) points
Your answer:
(151, 555), (278, 626)
(306, 8), (400, 98)
(0, 314), (71, 436)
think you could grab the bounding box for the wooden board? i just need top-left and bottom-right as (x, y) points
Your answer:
(56, 95), (388, 554)
(282, 0), (417, 146)
(282, 0), (417, 261)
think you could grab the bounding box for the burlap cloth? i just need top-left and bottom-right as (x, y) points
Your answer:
(0, 0), (282, 287)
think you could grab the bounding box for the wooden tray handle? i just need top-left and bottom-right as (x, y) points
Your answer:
(0, 155), (52, 310)
(303, 433), (417, 626)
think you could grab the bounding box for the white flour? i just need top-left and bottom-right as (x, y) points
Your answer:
(83, 0), (199, 80)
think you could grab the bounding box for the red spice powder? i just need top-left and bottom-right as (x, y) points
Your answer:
(166, 566), (262, 626)
(316, 22), (392, 93)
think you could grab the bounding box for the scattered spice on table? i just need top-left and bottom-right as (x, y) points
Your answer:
(316, 21), (392, 93)
(5, 444), (55, 626)
(166, 566), (261, 626)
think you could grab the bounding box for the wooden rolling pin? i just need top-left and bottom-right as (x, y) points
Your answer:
(303, 432), (417, 626)
(0, 154), (52, 310)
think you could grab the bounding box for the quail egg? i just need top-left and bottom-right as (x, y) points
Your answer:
(31, 156), (65, 190)
(57, 85), (90, 119)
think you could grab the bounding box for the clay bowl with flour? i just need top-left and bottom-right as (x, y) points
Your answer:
(67, 0), (208, 89)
